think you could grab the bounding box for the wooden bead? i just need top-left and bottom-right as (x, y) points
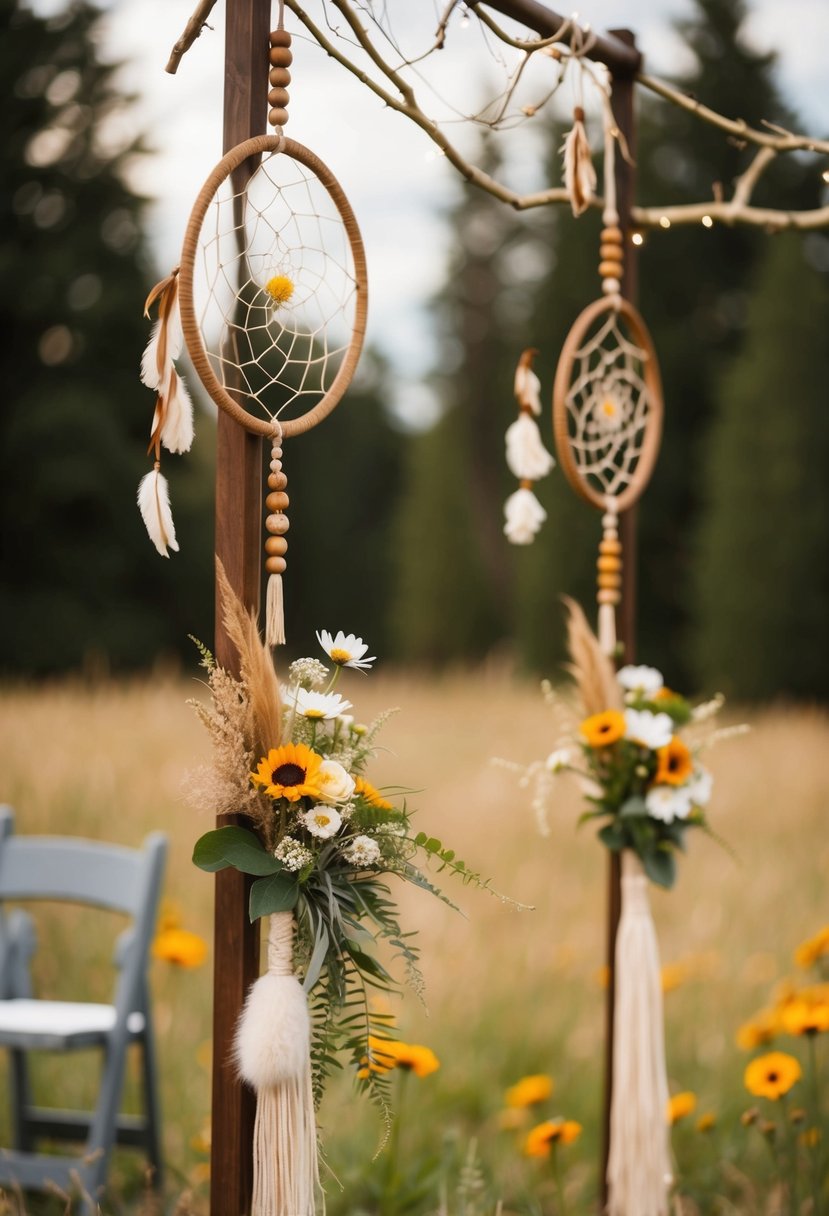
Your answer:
(269, 108), (289, 127)
(265, 535), (288, 556)
(271, 446), (282, 459)
(265, 556), (287, 575)
(266, 491), (289, 511)
(597, 555), (622, 573)
(599, 260), (624, 280)
(599, 538), (623, 555)
(600, 244), (623, 261)
(602, 226), (623, 243)
(598, 572), (622, 590)
(598, 588), (620, 605)
(269, 29), (292, 47)
(268, 46), (293, 66)
(267, 472), (288, 490)
(268, 87), (290, 108)
(266, 513), (290, 534)
(270, 67), (291, 87)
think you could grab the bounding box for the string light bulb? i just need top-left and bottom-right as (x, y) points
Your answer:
(822, 169), (829, 184)
(701, 214), (714, 228)
(631, 231), (644, 246)
(659, 216), (671, 229)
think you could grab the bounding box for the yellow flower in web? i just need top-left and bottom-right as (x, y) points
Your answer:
(264, 274), (294, 308)
(794, 925), (829, 969)
(654, 736), (694, 786)
(667, 1091), (697, 1125)
(580, 710), (625, 748)
(744, 1051), (802, 1101)
(152, 927), (208, 969)
(251, 742), (324, 802)
(524, 1119), (582, 1157)
(505, 1074), (554, 1109)
(354, 776), (393, 811)
(780, 998), (829, 1037)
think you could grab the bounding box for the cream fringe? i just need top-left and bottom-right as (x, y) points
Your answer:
(266, 571), (286, 647)
(606, 851), (671, 1216)
(251, 1067), (319, 1216)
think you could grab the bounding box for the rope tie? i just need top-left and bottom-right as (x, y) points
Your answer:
(267, 909), (295, 977)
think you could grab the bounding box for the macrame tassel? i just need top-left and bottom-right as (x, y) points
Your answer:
(505, 412), (555, 481)
(606, 851), (671, 1216)
(562, 106), (597, 218)
(137, 464), (179, 557)
(504, 484), (546, 545)
(264, 428), (289, 648)
(234, 911), (319, 1216)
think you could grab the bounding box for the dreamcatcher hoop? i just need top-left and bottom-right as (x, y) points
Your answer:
(552, 294), (663, 514)
(178, 133), (368, 439)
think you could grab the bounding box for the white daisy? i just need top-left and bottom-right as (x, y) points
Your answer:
(317, 630), (375, 671)
(645, 785), (693, 824)
(545, 747), (572, 773)
(624, 708), (674, 750)
(287, 685), (352, 721)
(685, 768), (713, 807)
(342, 834), (381, 867)
(617, 664), (664, 696)
(301, 805), (343, 839)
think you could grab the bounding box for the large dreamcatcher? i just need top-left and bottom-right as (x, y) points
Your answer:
(138, 13), (367, 648)
(503, 79), (670, 1216)
(137, 14), (367, 1216)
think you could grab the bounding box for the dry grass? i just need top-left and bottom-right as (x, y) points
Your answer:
(0, 671), (827, 1213)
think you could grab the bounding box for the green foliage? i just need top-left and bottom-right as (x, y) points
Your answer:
(192, 824), (282, 875)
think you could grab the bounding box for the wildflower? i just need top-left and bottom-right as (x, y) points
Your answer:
(264, 274), (294, 307)
(741, 1107), (759, 1126)
(382, 1040), (440, 1078)
(645, 784), (692, 823)
(545, 748), (571, 773)
(251, 742), (324, 802)
(696, 1113), (716, 1133)
(661, 961), (688, 993)
(654, 737), (694, 786)
(744, 1051), (802, 1101)
(288, 685), (353, 721)
(274, 836), (313, 872)
(801, 1127), (822, 1148)
(736, 1008), (780, 1051)
(624, 708), (673, 750)
(524, 1119), (582, 1157)
(617, 664), (663, 696)
(316, 629), (375, 671)
(355, 775), (393, 811)
(316, 759), (356, 805)
(498, 1107), (530, 1131)
(780, 998), (829, 1036)
(580, 710), (625, 748)
(357, 1034), (397, 1078)
(342, 834), (381, 867)
(794, 925), (829, 969)
(505, 1074), (554, 1108)
(287, 657), (329, 690)
(667, 1091), (697, 1124)
(301, 805), (343, 840)
(152, 927), (208, 968)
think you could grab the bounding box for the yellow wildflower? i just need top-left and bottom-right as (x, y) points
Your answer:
(654, 737), (694, 786)
(736, 1007), (780, 1051)
(661, 961), (688, 993)
(264, 274), (294, 307)
(696, 1113), (716, 1133)
(354, 776), (393, 811)
(524, 1119), (582, 1157)
(794, 925), (829, 969)
(505, 1074), (554, 1109)
(781, 998), (829, 1037)
(152, 927), (208, 969)
(667, 1091), (697, 1125)
(580, 710), (625, 748)
(744, 1052), (802, 1101)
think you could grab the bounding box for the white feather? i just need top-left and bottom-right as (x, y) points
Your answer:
(140, 301), (183, 389)
(562, 119), (597, 217)
(137, 468), (179, 557)
(504, 486), (547, 545)
(514, 364), (542, 415)
(160, 368), (195, 454)
(505, 413), (555, 480)
(234, 973), (311, 1090)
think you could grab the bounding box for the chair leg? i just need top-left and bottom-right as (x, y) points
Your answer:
(139, 1023), (164, 1191)
(9, 1048), (34, 1151)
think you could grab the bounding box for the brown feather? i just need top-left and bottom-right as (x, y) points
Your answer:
(562, 596), (621, 716)
(216, 559), (283, 756)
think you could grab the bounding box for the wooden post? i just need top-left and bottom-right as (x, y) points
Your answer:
(600, 28), (639, 1209)
(211, 2), (271, 1213)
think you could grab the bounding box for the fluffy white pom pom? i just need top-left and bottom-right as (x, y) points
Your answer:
(504, 486), (547, 545)
(234, 973), (311, 1090)
(137, 467), (179, 557)
(505, 413), (555, 480)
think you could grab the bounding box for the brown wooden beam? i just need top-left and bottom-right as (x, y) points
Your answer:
(480, 0), (641, 75)
(210, 2), (271, 1213)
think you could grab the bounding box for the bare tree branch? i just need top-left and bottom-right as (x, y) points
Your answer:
(165, 0), (219, 75)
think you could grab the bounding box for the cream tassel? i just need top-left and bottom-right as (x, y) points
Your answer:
(137, 464), (179, 557)
(234, 911), (319, 1216)
(606, 851), (671, 1216)
(266, 572), (286, 648)
(504, 486), (546, 545)
(562, 106), (597, 218)
(505, 412), (555, 481)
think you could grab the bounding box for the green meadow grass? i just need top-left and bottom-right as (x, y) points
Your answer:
(0, 674), (826, 1213)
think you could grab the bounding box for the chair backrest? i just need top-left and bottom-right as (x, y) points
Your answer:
(0, 806), (167, 1015)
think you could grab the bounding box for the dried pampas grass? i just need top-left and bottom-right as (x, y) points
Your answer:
(216, 560), (283, 757)
(562, 595), (621, 716)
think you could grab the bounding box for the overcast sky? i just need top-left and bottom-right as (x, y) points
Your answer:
(80, 0), (829, 422)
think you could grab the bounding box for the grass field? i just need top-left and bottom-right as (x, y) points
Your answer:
(0, 671), (827, 1214)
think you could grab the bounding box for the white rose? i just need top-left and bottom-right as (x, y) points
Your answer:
(316, 759), (356, 805)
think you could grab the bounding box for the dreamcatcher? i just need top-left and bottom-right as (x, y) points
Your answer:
(503, 81), (669, 1216)
(138, 14), (367, 1216)
(139, 11), (367, 649)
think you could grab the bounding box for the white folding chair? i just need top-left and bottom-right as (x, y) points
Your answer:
(0, 806), (167, 1212)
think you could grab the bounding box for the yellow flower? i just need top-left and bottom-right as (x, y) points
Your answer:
(795, 925), (829, 969)
(781, 999), (829, 1037)
(152, 928), (208, 968)
(251, 742), (324, 802)
(661, 961), (688, 993)
(696, 1113), (716, 1133)
(667, 1091), (697, 1125)
(264, 274), (294, 307)
(505, 1074), (554, 1109)
(744, 1052), (802, 1101)
(801, 1127), (822, 1149)
(580, 710), (625, 748)
(498, 1107), (530, 1131)
(736, 1007), (781, 1051)
(357, 1035), (398, 1078)
(359, 1038), (440, 1079)
(354, 776), (393, 811)
(654, 737), (694, 786)
(524, 1119), (582, 1157)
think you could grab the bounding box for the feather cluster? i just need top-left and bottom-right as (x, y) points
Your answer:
(503, 348), (555, 546)
(504, 487), (547, 545)
(562, 106), (597, 218)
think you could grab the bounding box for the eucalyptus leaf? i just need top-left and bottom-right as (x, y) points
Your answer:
(642, 847), (676, 889)
(598, 821), (625, 852)
(249, 871), (299, 921)
(620, 796), (648, 818)
(193, 826), (282, 876)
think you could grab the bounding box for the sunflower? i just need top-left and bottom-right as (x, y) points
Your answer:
(667, 1091), (696, 1125)
(251, 742), (324, 802)
(354, 776), (393, 811)
(152, 927), (208, 968)
(505, 1073), (554, 1109)
(744, 1051), (802, 1101)
(580, 710), (625, 748)
(524, 1119), (582, 1157)
(654, 736), (694, 786)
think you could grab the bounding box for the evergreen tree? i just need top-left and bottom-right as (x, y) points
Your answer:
(693, 233), (829, 700)
(0, 0), (215, 675)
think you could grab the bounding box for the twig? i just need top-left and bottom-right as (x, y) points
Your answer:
(165, 0), (219, 75)
(632, 200), (829, 232)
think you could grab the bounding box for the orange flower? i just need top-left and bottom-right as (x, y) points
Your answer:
(654, 737), (694, 786)
(744, 1052), (802, 1101)
(667, 1091), (696, 1125)
(251, 742), (324, 802)
(354, 776), (393, 811)
(580, 710), (625, 748)
(736, 1007), (781, 1051)
(781, 999), (829, 1037)
(505, 1074), (554, 1108)
(152, 928), (208, 968)
(795, 925), (829, 969)
(524, 1119), (582, 1157)
(359, 1038), (439, 1079)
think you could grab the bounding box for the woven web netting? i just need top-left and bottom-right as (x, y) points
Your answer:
(193, 151), (360, 424)
(562, 311), (655, 501)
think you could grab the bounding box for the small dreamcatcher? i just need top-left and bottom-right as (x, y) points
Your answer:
(138, 14), (367, 650)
